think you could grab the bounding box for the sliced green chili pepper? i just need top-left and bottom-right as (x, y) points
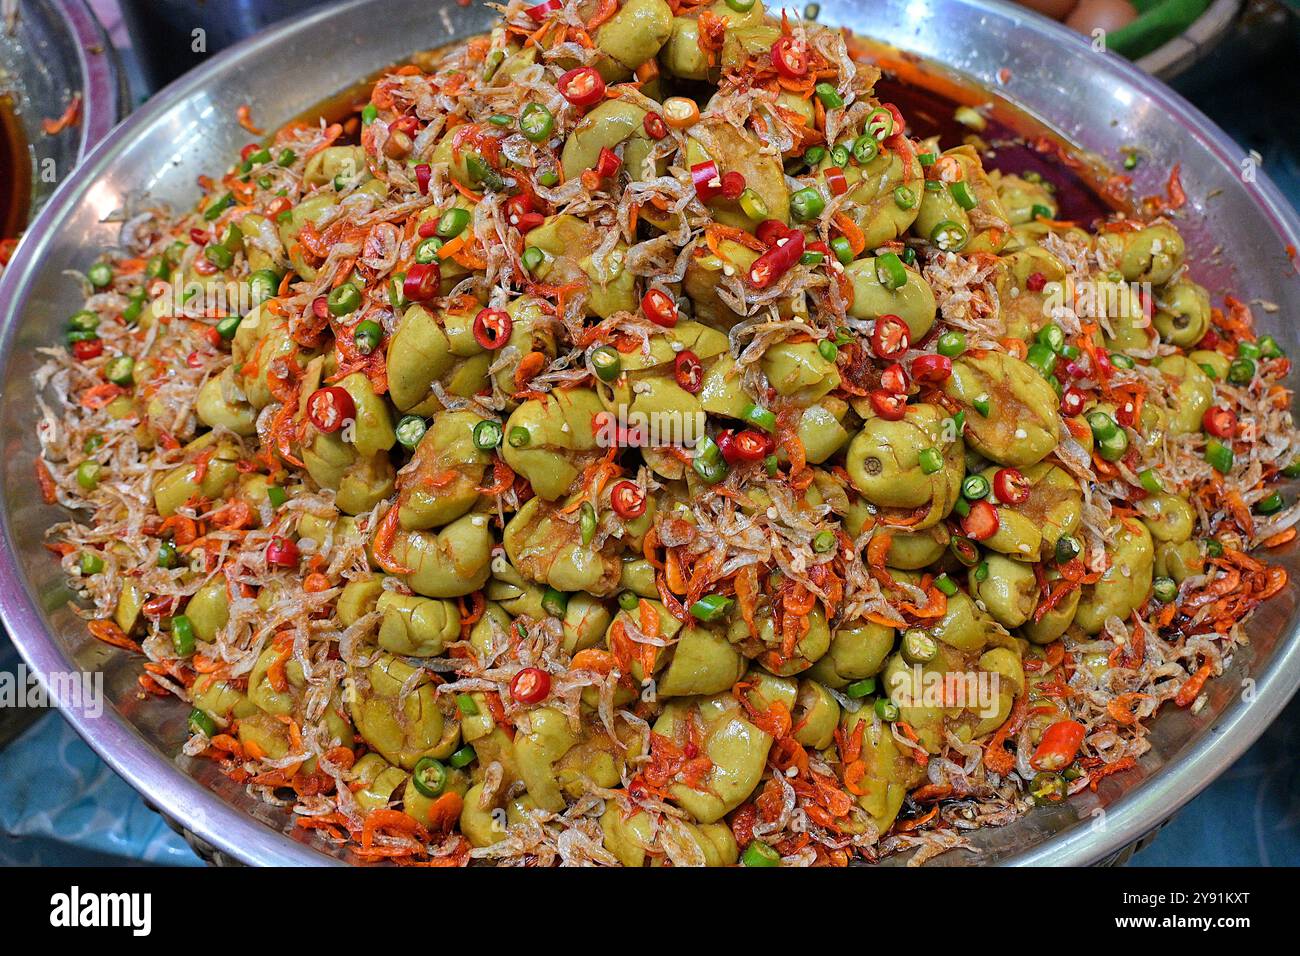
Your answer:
(411, 757), (448, 798)
(436, 207), (472, 238)
(936, 331), (967, 358)
(846, 677), (876, 698)
(104, 355), (135, 386)
(352, 319), (383, 355)
(814, 82), (843, 109)
(790, 187), (825, 222)
(689, 594), (733, 622)
(876, 252), (907, 290)
(1152, 576), (1177, 603)
(449, 745), (476, 769)
(579, 502), (597, 546)
(171, 614), (196, 656)
(1205, 438), (1233, 474)
(742, 840), (781, 867)
(188, 708), (217, 737)
(743, 402), (777, 433)
(473, 420), (503, 450)
(542, 587), (570, 618)
(395, 415), (427, 449)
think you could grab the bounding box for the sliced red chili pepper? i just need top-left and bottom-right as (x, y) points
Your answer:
(674, 349), (703, 393)
(312, 295), (330, 320)
(770, 36), (809, 79)
(993, 467), (1031, 505)
(186, 350), (204, 369)
(824, 166), (849, 197)
(910, 353), (952, 384)
(868, 389), (907, 421)
(266, 536), (300, 568)
(240, 143), (260, 162)
(870, 314), (911, 359)
(610, 480), (647, 519)
(720, 171), (746, 200)
(473, 308), (513, 350)
(415, 163), (431, 195)
(756, 219), (791, 247)
(1202, 405), (1237, 439)
(879, 363), (908, 395)
(643, 112), (667, 140)
(417, 219), (440, 239)
(1060, 385), (1086, 417)
(189, 228), (209, 246)
(557, 67), (605, 108)
(1025, 271), (1047, 292)
(526, 0), (562, 22)
(595, 146), (621, 179)
(142, 595), (178, 618)
(962, 500), (1000, 541)
(691, 160), (724, 202)
(510, 666), (552, 704)
(307, 386), (357, 434)
(748, 230), (804, 289)
(642, 288), (679, 327)
(72, 339), (104, 361)
(1029, 720), (1086, 771)
(1060, 359), (1086, 380)
(722, 429), (772, 464)
(403, 262), (441, 302)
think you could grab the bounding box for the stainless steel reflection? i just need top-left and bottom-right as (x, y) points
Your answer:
(0, 0), (126, 219)
(1, 0), (1296, 866)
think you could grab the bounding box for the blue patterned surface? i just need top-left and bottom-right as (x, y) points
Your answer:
(1, 11), (1297, 870)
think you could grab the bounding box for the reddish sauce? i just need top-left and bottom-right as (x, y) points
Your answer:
(0, 95), (32, 239)
(856, 39), (1121, 226)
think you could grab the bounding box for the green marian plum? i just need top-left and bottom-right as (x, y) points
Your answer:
(153, 437), (240, 517)
(388, 513), (494, 598)
(845, 403), (963, 529)
(387, 300), (492, 415)
(196, 368), (256, 436)
(945, 351), (1059, 467)
(1018, 566), (1081, 644)
(806, 620), (895, 689)
(561, 100), (656, 184)
(969, 554), (1040, 629)
(524, 215), (636, 319)
(653, 693), (773, 824)
(657, 624), (747, 697)
(396, 410), (490, 530)
(845, 258), (938, 342)
(990, 170), (1057, 225)
(503, 496), (623, 596)
(185, 577), (230, 643)
(1074, 519), (1155, 635)
(792, 679), (840, 750)
(349, 652), (458, 769)
(1153, 279), (1210, 348)
(301, 433), (395, 516)
(839, 707), (923, 835)
(913, 145), (1010, 255)
(593, 0), (673, 76)
(500, 388), (604, 501)
(376, 592), (460, 657)
(761, 341), (840, 405)
(1096, 222), (1185, 285)
(685, 119), (789, 228)
(1153, 354), (1214, 436)
(817, 136), (924, 249)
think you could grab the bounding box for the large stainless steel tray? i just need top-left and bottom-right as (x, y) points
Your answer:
(1, 0), (1296, 866)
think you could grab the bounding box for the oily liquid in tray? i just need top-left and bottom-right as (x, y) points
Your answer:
(0, 94), (32, 239)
